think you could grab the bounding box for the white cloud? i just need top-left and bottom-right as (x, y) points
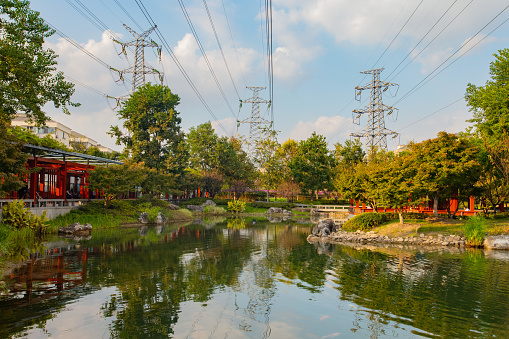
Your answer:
(288, 115), (349, 142)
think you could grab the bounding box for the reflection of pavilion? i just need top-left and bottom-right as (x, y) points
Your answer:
(7, 245), (88, 305)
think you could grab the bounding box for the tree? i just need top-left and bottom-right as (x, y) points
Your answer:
(187, 122), (218, 170)
(334, 139), (365, 167)
(409, 132), (480, 217)
(110, 83), (188, 175)
(200, 171), (223, 198)
(254, 127), (283, 202)
(0, 0), (78, 125)
(87, 161), (146, 206)
(289, 132), (335, 200)
(466, 48), (509, 146)
(0, 118), (28, 197)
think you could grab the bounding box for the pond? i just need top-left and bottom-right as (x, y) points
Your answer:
(1, 218), (509, 338)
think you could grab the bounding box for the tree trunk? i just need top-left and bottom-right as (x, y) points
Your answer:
(399, 212), (404, 225)
(433, 193), (439, 217)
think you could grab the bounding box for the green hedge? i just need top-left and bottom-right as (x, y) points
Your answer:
(250, 202), (295, 209)
(343, 212), (428, 232)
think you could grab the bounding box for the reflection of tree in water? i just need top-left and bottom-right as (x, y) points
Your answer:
(227, 217), (245, 229)
(323, 244), (509, 338)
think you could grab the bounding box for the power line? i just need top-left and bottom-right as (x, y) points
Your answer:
(385, 0), (459, 80)
(221, 0), (247, 88)
(371, 0), (425, 69)
(397, 97), (464, 132)
(388, 0), (475, 82)
(395, 4), (509, 105)
(202, 0), (241, 99)
(113, 0), (144, 31)
(133, 0), (230, 135)
(176, 0), (237, 118)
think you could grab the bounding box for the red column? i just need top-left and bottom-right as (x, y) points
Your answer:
(469, 196), (475, 211)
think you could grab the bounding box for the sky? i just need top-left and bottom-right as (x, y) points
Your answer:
(27, 0), (509, 152)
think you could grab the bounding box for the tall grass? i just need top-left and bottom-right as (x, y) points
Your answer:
(462, 216), (487, 247)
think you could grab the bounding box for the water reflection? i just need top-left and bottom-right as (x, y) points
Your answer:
(1, 222), (509, 338)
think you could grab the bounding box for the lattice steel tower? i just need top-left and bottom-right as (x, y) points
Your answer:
(114, 24), (163, 96)
(238, 86), (271, 153)
(351, 68), (398, 150)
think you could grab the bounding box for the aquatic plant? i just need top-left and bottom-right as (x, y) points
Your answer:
(462, 216), (487, 247)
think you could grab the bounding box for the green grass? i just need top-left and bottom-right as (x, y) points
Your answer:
(244, 204), (269, 213)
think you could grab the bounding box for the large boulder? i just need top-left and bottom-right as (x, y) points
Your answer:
(203, 200), (217, 207)
(267, 207), (283, 214)
(59, 222), (92, 235)
(168, 203), (180, 210)
(187, 205), (204, 212)
(283, 209), (292, 215)
(155, 212), (167, 224)
(484, 235), (509, 250)
(311, 219), (337, 237)
(138, 212), (149, 224)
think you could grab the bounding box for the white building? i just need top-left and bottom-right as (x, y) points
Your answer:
(11, 113), (115, 153)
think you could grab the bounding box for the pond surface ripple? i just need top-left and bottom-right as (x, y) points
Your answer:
(1, 221), (509, 338)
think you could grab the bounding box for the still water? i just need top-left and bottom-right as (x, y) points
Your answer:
(1, 218), (509, 338)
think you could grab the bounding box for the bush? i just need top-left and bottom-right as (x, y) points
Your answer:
(213, 199), (233, 206)
(1, 199), (49, 233)
(250, 202), (295, 209)
(179, 197), (209, 207)
(203, 206), (227, 215)
(462, 216), (487, 247)
(343, 212), (397, 232)
(228, 200), (246, 213)
(401, 212), (428, 220)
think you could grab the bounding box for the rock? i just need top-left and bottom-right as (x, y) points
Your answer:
(203, 200), (217, 207)
(168, 203), (180, 210)
(267, 216), (283, 223)
(58, 222), (92, 235)
(267, 207), (283, 214)
(311, 219), (337, 237)
(283, 209), (292, 215)
(484, 235), (509, 250)
(155, 212), (167, 224)
(187, 205), (204, 212)
(138, 212), (149, 224)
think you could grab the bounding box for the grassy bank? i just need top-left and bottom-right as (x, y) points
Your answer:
(47, 199), (194, 231)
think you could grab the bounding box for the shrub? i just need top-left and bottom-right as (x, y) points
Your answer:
(343, 212), (397, 232)
(1, 199), (49, 233)
(401, 212), (428, 220)
(228, 200), (246, 213)
(213, 199), (233, 206)
(462, 216), (487, 247)
(179, 197), (208, 207)
(203, 206), (227, 215)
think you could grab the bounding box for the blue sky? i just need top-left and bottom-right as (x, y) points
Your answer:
(29, 0), (509, 151)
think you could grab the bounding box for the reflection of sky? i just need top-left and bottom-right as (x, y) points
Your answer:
(20, 286), (118, 339)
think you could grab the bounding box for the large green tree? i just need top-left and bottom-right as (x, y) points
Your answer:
(409, 132), (480, 216)
(0, 0), (78, 125)
(187, 122), (218, 170)
(289, 132), (335, 200)
(466, 48), (509, 146)
(110, 83), (188, 175)
(0, 118), (27, 197)
(254, 127), (283, 202)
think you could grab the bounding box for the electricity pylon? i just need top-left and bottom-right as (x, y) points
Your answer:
(351, 68), (398, 150)
(112, 24), (163, 100)
(238, 86), (271, 154)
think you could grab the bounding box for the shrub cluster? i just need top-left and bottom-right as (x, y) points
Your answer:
(228, 200), (246, 213)
(1, 199), (49, 233)
(343, 212), (396, 232)
(462, 216), (487, 247)
(250, 202), (295, 209)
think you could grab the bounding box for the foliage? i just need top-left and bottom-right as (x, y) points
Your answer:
(140, 167), (176, 197)
(462, 216), (487, 247)
(87, 161), (147, 206)
(276, 138), (298, 183)
(466, 48), (509, 147)
(187, 121), (219, 170)
(200, 171), (224, 198)
(203, 206), (226, 215)
(254, 127), (283, 202)
(278, 181), (300, 202)
(1, 199), (49, 232)
(227, 200), (246, 213)
(0, 119), (28, 197)
(249, 201), (295, 209)
(0, 0), (78, 125)
(342, 212), (397, 232)
(334, 139), (365, 167)
(110, 83), (188, 174)
(8, 126), (71, 151)
(289, 132), (335, 200)
(212, 199), (233, 206)
(409, 132), (481, 216)
(179, 197), (209, 206)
